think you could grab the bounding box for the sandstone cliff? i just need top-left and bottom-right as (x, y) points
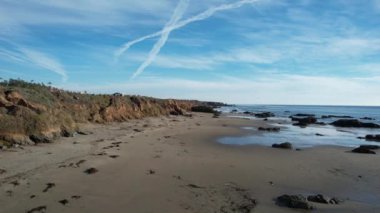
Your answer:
(0, 79), (224, 147)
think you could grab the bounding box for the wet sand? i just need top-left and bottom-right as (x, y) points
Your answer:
(0, 113), (379, 212)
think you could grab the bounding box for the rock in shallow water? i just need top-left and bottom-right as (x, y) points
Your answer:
(272, 142), (292, 149)
(330, 119), (380, 128)
(365, 135), (380, 142)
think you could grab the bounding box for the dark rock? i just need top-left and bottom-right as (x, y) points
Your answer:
(187, 183), (204, 189)
(294, 113), (315, 117)
(329, 197), (343, 204)
(26, 205), (47, 213)
(191, 106), (215, 113)
(315, 122), (326, 125)
(361, 117), (375, 120)
(231, 109), (238, 113)
(365, 135), (380, 142)
(61, 129), (74, 137)
(71, 195), (81, 199)
(59, 199), (69, 205)
(0, 169), (6, 174)
(213, 111), (221, 118)
(243, 111), (251, 114)
(315, 133), (324, 136)
(292, 116), (317, 127)
(276, 194), (314, 210)
(255, 112), (274, 118)
(322, 115), (353, 119)
(258, 127), (280, 132)
(307, 194), (330, 204)
(84, 168), (98, 174)
(170, 111), (180, 116)
(29, 135), (53, 143)
(272, 142), (292, 149)
(331, 119), (380, 128)
(359, 145), (379, 150)
(351, 147), (376, 154)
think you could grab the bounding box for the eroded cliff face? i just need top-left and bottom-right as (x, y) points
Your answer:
(0, 81), (222, 147)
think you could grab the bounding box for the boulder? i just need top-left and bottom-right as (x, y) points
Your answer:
(359, 145), (379, 150)
(351, 147), (376, 154)
(272, 142), (292, 149)
(292, 116), (317, 127)
(330, 119), (380, 128)
(276, 194), (314, 210)
(191, 106), (215, 113)
(365, 135), (380, 142)
(255, 112), (274, 118)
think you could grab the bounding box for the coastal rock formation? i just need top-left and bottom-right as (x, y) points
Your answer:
(291, 116), (317, 127)
(191, 105), (215, 113)
(365, 135), (380, 142)
(254, 112), (274, 118)
(272, 142), (292, 149)
(276, 194), (314, 210)
(0, 79), (224, 146)
(361, 117), (375, 120)
(330, 119), (380, 128)
(322, 115), (353, 119)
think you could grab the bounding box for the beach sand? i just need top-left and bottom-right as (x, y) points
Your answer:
(0, 113), (379, 212)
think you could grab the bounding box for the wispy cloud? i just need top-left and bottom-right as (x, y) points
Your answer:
(18, 48), (68, 82)
(60, 74), (380, 106)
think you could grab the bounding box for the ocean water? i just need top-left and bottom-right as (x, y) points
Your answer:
(217, 105), (380, 148)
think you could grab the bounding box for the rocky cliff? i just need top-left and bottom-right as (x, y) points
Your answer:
(0, 79), (225, 147)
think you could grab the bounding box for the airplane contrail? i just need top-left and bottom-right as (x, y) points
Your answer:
(130, 0), (189, 79)
(116, 0), (259, 78)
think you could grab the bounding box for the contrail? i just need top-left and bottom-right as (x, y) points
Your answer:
(116, 0), (259, 78)
(130, 0), (189, 79)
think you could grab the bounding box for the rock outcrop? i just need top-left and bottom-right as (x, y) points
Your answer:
(330, 119), (380, 128)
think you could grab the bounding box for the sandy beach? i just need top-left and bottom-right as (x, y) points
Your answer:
(1, 113), (379, 213)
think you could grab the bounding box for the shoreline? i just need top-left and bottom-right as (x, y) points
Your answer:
(1, 113), (379, 212)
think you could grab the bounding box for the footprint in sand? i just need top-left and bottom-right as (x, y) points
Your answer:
(43, 183), (55, 193)
(26, 205), (46, 213)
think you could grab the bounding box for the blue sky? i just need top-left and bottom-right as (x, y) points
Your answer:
(1, 0), (380, 105)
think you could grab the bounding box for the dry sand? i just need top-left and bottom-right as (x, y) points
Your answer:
(0, 113), (379, 213)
